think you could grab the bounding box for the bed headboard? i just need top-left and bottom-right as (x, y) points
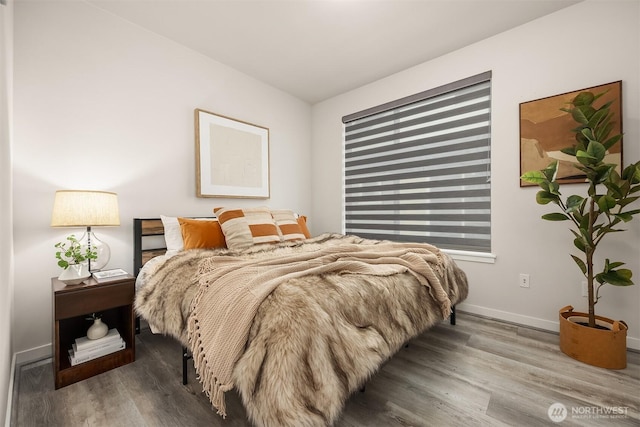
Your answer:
(133, 218), (167, 276)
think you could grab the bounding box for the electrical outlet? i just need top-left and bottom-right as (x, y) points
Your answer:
(519, 273), (530, 288)
(581, 281), (588, 297)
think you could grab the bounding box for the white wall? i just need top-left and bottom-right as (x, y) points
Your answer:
(12, 1), (311, 360)
(1, 0), (14, 422)
(311, 0), (640, 349)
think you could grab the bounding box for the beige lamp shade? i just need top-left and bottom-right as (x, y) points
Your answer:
(51, 190), (120, 227)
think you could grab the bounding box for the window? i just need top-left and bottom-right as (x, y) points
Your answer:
(343, 72), (491, 253)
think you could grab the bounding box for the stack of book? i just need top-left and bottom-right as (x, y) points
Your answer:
(92, 268), (129, 283)
(68, 328), (125, 366)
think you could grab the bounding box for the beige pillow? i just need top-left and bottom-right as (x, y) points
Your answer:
(214, 207), (281, 250)
(271, 209), (306, 241)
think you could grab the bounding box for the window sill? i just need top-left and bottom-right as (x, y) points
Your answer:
(443, 249), (496, 264)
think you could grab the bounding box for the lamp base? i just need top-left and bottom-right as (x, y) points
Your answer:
(78, 229), (111, 271)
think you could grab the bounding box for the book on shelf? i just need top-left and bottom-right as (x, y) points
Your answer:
(74, 328), (121, 352)
(68, 338), (126, 366)
(92, 268), (130, 283)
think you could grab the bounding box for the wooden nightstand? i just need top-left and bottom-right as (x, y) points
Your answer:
(52, 273), (136, 389)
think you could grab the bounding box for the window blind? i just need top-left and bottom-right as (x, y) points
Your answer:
(343, 72), (491, 252)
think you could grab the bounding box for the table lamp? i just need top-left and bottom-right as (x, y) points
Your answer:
(51, 190), (120, 271)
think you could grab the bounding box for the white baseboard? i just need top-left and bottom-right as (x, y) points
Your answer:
(6, 346), (52, 427)
(14, 343), (51, 365)
(457, 303), (640, 351)
(4, 353), (15, 427)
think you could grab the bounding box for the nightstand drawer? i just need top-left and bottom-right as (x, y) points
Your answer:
(55, 281), (134, 320)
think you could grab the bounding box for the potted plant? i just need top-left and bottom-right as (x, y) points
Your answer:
(521, 89), (640, 369)
(54, 234), (97, 285)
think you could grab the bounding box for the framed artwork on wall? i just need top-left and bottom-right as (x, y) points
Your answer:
(519, 81), (622, 187)
(195, 109), (270, 198)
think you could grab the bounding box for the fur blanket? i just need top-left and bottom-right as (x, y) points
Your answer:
(135, 233), (469, 426)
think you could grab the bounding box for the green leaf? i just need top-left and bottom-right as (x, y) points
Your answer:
(593, 164), (614, 184)
(572, 92), (595, 107)
(596, 269), (634, 287)
(578, 214), (590, 230)
(543, 161), (559, 181)
(586, 141), (606, 163)
(602, 134), (622, 150)
(596, 121), (614, 143)
(614, 212), (633, 222)
(622, 162), (640, 183)
(605, 181), (623, 199)
(597, 195), (616, 213)
(580, 128), (596, 142)
(587, 108), (608, 130)
(565, 195), (584, 213)
(618, 196), (639, 208)
(536, 191), (559, 205)
(579, 227), (593, 247)
(596, 98), (613, 109)
(573, 211), (584, 223)
(576, 150), (596, 166)
(572, 105), (595, 124)
(542, 213), (569, 221)
(605, 260), (626, 270)
(571, 255), (587, 275)
(520, 170), (547, 185)
(573, 237), (586, 253)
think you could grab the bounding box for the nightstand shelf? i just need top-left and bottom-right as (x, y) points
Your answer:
(52, 274), (136, 389)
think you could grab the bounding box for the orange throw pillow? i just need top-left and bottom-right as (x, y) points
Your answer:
(297, 215), (311, 238)
(178, 218), (226, 249)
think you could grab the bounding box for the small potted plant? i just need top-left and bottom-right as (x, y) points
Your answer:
(521, 89), (640, 369)
(54, 235), (97, 285)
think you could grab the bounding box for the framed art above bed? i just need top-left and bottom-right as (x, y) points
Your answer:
(195, 109), (270, 199)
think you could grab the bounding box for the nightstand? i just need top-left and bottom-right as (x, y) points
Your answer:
(52, 274), (136, 389)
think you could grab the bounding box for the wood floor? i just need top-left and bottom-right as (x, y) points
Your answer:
(10, 312), (640, 426)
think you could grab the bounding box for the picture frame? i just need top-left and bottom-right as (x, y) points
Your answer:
(519, 81), (622, 187)
(195, 109), (270, 198)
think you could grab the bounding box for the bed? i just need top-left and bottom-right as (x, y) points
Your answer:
(133, 209), (469, 427)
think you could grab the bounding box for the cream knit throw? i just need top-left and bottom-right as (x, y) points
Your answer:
(187, 242), (451, 418)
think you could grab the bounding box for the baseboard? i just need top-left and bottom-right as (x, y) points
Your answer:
(4, 353), (15, 427)
(457, 303), (640, 351)
(14, 343), (51, 365)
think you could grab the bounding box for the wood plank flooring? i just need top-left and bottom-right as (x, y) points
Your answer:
(10, 312), (640, 426)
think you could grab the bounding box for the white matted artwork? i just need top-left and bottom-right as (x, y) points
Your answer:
(195, 109), (270, 198)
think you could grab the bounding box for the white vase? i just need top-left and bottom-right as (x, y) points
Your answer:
(87, 318), (108, 340)
(58, 263), (90, 285)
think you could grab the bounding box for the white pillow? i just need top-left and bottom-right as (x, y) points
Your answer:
(160, 215), (219, 255)
(160, 215), (183, 256)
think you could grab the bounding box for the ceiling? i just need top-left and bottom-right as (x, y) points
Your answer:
(86, 0), (581, 104)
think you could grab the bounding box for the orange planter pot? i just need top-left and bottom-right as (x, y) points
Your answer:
(559, 305), (627, 369)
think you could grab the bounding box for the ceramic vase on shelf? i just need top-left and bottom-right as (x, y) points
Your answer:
(58, 263), (90, 285)
(87, 317), (108, 340)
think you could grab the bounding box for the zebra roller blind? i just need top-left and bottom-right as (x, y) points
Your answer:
(343, 72), (491, 252)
